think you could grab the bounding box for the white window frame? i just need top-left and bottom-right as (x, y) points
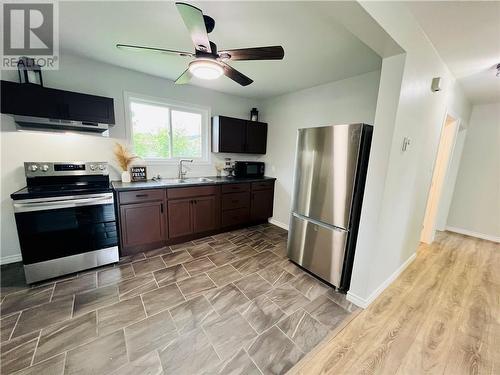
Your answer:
(124, 91), (211, 165)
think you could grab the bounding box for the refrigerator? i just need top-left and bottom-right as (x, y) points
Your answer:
(287, 123), (373, 292)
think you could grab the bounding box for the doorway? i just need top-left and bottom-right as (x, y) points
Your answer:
(421, 113), (459, 244)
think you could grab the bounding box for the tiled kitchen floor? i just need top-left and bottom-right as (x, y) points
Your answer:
(0, 224), (357, 375)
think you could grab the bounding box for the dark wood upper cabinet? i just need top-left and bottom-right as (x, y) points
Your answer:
(63, 90), (114, 124)
(212, 115), (267, 154)
(0, 80), (115, 124)
(213, 116), (247, 153)
(1, 81), (59, 119)
(119, 201), (165, 256)
(246, 121), (268, 154)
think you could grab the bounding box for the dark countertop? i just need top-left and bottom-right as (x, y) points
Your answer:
(111, 176), (276, 192)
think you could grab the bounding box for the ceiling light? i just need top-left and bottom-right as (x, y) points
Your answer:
(188, 59), (223, 80)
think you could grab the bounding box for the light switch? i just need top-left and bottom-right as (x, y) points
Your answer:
(402, 137), (411, 152)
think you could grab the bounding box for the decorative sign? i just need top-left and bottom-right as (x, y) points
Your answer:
(130, 166), (147, 182)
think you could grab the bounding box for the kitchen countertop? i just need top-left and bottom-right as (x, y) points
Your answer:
(111, 176), (276, 192)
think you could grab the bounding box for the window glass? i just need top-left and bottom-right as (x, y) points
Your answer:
(130, 101), (170, 158)
(171, 109), (202, 158)
(128, 97), (207, 161)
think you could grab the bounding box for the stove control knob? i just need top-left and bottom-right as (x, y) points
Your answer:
(98, 164), (105, 170)
(41, 164), (49, 172)
(29, 164), (38, 172)
(89, 164), (97, 171)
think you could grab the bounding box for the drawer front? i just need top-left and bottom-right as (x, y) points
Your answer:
(221, 207), (250, 227)
(119, 189), (164, 204)
(167, 185), (219, 199)
(221, 183), (250, 194)
(288, 214), (347, 287)
(251, 180), (275, 191)
(222, 192), (250, 211)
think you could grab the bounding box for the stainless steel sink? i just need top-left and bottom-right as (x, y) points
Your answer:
(157, 177), (214, 184)
(185, 177), (214, 183)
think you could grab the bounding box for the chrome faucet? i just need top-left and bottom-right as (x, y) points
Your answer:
(178, 159), (193, 179)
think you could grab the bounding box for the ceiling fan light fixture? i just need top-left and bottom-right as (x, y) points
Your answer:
(188, 59), (223, 80)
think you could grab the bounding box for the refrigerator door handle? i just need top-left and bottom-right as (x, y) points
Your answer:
(292, 212), (348, 233)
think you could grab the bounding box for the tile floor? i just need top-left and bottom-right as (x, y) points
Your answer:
(0, 224), (357, 375)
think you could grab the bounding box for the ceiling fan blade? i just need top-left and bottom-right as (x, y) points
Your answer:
(174, 68), (193, 85)
(219, 46), (284, 61)
(116, 44), (193, 57)
(175, 2), (211, 53)
(220, 62), (253, 86)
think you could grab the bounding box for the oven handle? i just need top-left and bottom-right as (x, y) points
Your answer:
(13, 194), (114, 213)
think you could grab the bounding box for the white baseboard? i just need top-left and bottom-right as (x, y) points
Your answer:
(345, 291), (368, 309)
(268, 218), (289, 231)
(445, 226), (500, 243)
(0, 254), (23, 265)
(347, 253), (417, 309)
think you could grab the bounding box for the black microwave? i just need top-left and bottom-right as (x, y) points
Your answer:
(234, 161), (265, 178)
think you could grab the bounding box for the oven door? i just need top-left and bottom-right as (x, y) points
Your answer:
(13, 193), (118, 265)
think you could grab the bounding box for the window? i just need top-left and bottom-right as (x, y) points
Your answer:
(126, 93), (209, 163)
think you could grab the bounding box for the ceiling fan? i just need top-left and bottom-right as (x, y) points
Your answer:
(116, 2), (284, 86)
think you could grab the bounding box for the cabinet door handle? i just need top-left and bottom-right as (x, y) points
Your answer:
(194, 200), (197, 205)
(251, 193), (255, 201)
(136, 194), (148, 198)
(160, 203), (164, 213)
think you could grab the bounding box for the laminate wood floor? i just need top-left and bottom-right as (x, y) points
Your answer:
(290, 231), (500, 375)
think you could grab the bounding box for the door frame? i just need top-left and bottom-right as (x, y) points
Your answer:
(420, 109), (461, 244)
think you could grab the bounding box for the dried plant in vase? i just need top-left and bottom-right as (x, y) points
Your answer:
(113, 143), (138, 183)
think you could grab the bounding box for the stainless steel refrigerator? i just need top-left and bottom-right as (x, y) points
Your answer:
(287, 123), (373, 292)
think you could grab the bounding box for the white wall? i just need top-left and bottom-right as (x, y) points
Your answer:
(446, 102), (500, 240)
(260, 70), (381, 227)
(346, 2), (472, 307)
(0, 53), (261, 263)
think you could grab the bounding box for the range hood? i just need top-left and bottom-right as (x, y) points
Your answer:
(1, 80), (115, 135)
(14, 115), (110, 133)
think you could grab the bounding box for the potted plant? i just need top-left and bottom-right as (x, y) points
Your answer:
(113, 143), (138, 183)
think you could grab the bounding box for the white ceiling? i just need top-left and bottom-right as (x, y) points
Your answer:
(58, 1), (382, 99)
(405, 1), (500, 104)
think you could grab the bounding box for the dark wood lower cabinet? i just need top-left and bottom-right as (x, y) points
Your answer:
(119, 201), (166, 256)
(222, 207), (250, 227)
(192, 195), (218, 233)
(167, 198), (193, 239)
(168, 195), (218, 239)
(117, 180), (275, 255)
(251, 189), (274, 222)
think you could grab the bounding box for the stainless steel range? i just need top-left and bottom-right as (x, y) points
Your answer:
(11, 162), (119, 283)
